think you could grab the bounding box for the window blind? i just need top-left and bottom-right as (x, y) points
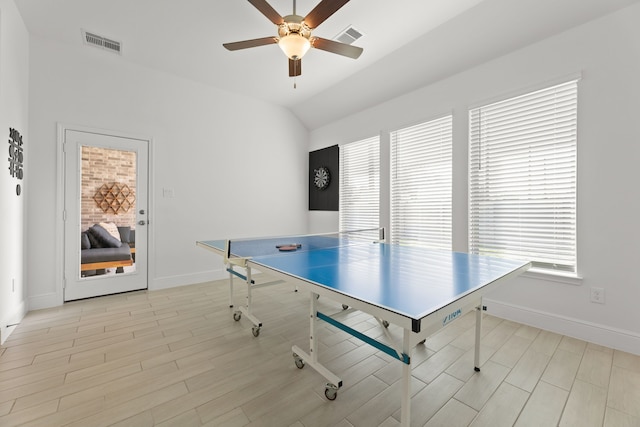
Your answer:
(339, 136), (380, 234)
(391, 116), (452, 249)
(469, 80), (578, 273)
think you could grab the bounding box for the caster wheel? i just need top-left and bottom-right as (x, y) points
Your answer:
(324, 386), (338, 401)
(233, 311), (241, 321)
(418, 339), (426, 345)
(382, 320), (389, 328)
(293, 354), (305, 369)
(251, 326), (260, 337)
(342, 304), (349, 310)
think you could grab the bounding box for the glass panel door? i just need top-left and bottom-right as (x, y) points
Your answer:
(64, 129), (148, 301)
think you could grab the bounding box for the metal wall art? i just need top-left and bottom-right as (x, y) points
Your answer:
(8, 127), (24, 196)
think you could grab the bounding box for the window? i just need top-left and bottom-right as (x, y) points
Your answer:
(469, 80), (578, 273)
(391, 116), (452, 249)
(339, 136), (380, 233)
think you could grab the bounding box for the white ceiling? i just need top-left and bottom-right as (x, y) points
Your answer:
(14, 0), (640, 130)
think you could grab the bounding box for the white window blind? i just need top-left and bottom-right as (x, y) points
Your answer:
(339, 136), (380, 233)
(469, 80), (578, 273)
(391, 116), (452, 249)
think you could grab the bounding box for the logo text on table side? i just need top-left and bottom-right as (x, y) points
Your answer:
(443, 308), (462, 326)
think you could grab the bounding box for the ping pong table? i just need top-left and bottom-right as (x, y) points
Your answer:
(197, 229), (530, 426)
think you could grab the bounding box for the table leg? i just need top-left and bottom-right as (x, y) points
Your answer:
(400, 329), (411, 427)
(310, 291), (318, 364)
(246, 266), (252, 316)
(228, 266), (234, 307)
(230, 265), (262, 336)
(474, 305), (482, 371)
(291, 291), (342, 400)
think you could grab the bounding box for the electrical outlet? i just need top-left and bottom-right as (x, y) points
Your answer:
(590, 287), (605, 304)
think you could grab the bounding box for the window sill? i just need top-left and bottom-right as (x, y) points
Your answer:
(523, 268), (583, 286)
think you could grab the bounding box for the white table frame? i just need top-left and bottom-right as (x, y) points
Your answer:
(244, 257), (530, 427)
(197, 238), (530, 426)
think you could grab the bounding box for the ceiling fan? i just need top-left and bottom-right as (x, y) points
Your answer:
(223, 0), (363, 79)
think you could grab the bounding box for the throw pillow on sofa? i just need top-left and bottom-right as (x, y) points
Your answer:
(99, 222), (122, 241)
(86, 230), (102, 248)
(88, 224), (122, 248)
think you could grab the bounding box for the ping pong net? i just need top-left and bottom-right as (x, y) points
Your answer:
(224, 227), (385, 263)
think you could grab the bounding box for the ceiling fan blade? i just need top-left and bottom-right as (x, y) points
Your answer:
(289, 58), (302, 77)
(312, 37), (362, 59)
(223, 37), (278, 51)
(304, 0), (350, 29)
(248, 0), (284, 25)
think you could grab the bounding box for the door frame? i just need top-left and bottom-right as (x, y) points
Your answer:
(56, 123), (154, 305)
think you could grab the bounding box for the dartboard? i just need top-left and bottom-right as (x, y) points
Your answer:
(313, 166), (331, 190)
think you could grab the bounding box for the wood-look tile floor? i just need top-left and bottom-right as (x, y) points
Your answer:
(1, 279), (639, 426)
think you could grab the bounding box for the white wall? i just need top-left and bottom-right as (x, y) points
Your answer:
(0, 0), (29, 343)
(309, 4), (640, 354)
(27, 36), (309, 308)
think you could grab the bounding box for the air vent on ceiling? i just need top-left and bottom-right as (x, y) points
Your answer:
(334, 26), (363, 45)
(82, 29), (122, 55)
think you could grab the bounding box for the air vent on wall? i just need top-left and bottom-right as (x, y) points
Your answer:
(334, 26), (363, 45)
(82, 29), (122, 55)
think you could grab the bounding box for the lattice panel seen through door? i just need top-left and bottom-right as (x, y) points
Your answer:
(93, 182), (136, 214)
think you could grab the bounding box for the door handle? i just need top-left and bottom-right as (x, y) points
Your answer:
(138, 220), (146, 226)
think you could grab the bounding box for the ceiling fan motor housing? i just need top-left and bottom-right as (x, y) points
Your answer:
(278, 15), (311, 39)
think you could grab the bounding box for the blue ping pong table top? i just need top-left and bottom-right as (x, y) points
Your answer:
(199, 237), (528, 323)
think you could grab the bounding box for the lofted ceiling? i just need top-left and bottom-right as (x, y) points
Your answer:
(14, 0), (640, 130)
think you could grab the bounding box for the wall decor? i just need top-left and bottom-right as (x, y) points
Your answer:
(313, 166), (331, 190)
(8, 127), (24, 196)
(93, 182), (136, 214)
(309, 145), (338, 211)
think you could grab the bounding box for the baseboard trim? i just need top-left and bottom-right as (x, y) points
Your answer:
(151, 269), (227, 291)
(1, 300), (28, 344)
(27, 270), (228, 312)
(28, 292), (61, 311)
(484, 298), (640, 356)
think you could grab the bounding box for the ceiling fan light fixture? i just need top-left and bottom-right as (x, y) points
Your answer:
(223, 0), (362, 78)
(279, 33), (311, 60)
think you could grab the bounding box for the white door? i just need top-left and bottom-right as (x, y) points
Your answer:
(63, 130), (149, 301)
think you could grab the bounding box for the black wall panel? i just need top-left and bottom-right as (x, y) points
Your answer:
(309, 145), (338, 211)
